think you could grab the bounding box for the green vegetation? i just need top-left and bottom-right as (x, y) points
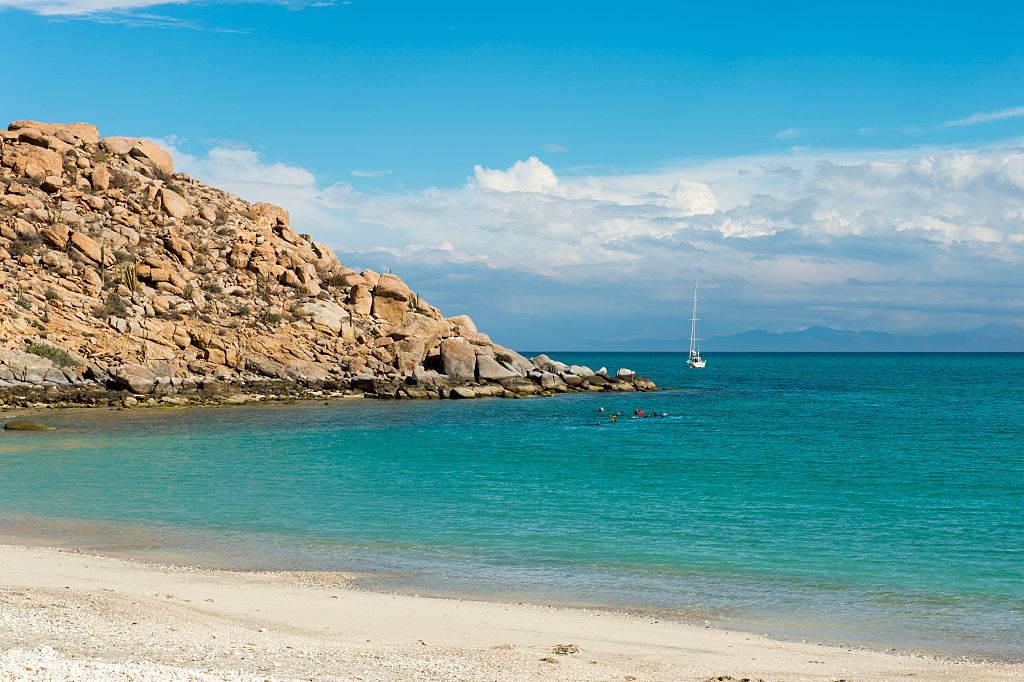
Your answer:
(25, 342), (78, 368)
(95, 291), (128, 317)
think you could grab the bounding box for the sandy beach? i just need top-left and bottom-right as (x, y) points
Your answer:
(0, 545), (1019, 681)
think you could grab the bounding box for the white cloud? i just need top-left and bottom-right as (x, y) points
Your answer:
(0, 0), (179, 14)
(943, 105), (1024, 127)
(775, 127), (801, 140)
(162, 136), (1024, 337)
(542, 143), (568, 153)
(350, 169), (391, 178)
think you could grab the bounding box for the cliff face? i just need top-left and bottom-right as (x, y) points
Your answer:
(0, 120), (653, 406)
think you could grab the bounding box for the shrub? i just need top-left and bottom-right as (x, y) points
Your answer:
(26, 342), (78, 368)
(261, 311), (283, 326)
(95, 291), (128, 317)
(202, 282), (223, 294)
(15, 296), (32, 310)
(109, 169), (136, 190)
(44, 287), (59, 302)
(9, 235), (42, 258)
(113, 249), (134, 264)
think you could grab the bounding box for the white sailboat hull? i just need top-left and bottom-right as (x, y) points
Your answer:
(687, 357), (706, 369)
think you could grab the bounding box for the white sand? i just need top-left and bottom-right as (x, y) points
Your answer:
(0, 545), (1020, 681)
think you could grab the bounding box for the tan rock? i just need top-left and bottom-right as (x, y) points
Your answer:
(69, 231), (103, 264)
(372, 295), (407, 325)
(7, 143), (63, 179)
(439, 338), (476, 382)
(251, 202), (289, 227)
(101, 136), (135, 155)
(448, 314), (477, 332)
(374, 273), (411, 301)
(130, 139), (173, 176)
(159, 187), (190, 218)
(102, 137), (173, 177)
(349, 284), (373, 315)
(9, 120), (100, 145)
(91, 163), (110, 191)
(40, 224), (70, 249)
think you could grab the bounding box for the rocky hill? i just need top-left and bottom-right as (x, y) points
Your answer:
(0, 120), (654, 407)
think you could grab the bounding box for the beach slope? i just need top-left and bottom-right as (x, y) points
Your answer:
(1, 545), (1019, 681)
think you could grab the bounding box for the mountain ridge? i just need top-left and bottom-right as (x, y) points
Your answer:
(577, 324), (1024, 352)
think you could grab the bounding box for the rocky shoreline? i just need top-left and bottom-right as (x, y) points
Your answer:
(0, 119), (656, 408)
(0, 354), (656, 411)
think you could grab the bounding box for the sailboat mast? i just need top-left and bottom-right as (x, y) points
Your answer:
(689, 281), (698, 357)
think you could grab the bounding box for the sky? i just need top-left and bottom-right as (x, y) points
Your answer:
(3, 1), (1024, 349)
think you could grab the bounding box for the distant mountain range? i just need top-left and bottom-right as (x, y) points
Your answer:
(706, 324), (1024, 352)
(581, 324), (1024, 352)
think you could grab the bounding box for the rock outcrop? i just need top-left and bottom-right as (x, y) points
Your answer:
(0, 120), (656, 407)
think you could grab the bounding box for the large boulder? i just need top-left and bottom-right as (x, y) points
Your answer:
(109, 364), (157, 394)
(102, 137), (173, 177)
(297, 300), (350, 335)
(476, 354), (519, 382)
(447, 314), (477, 332)
(439, 338), (476, 382)
(159, 187), (190, 218)
(250, 202), (289, 228)
(0, 349), (54, 385)
(9, 120), (99, 145)
(568, 364), (595, 377)
(69, 231), (103, 264)
(5, 143), (63, 179)
(532, 354), (569, 374)
(371, 273), (412, 324)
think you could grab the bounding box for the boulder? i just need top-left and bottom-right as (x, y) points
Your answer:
(439, 338), (476, 382)
(0, 349), (54, 384)
(374, 273), (412, 301)
(9, 143), (63, 179)
(372, 295), (408, 325)
(447, 314), (477, 332)
(532, 354), (569, 374)
(616, 368), (636, 379)
(91, 163), (110, 190)
(9, 120), (99, 145)
(539, 372), (567, 390)
(130, 139), (174, 176)
(102, 137), (173, 177)
(450, 386), (476, 399)
(109, 364), (158, 394)
(159, 187), (190, 218)
(349, 284), (373, 316)
(101, 136), (134, 155)
(476, 354), (519, 382)
(568, 364), (595, 377)
(298, 300), (350, 335)
(69, 231), (103, 264)
(250, 202), (289, 228)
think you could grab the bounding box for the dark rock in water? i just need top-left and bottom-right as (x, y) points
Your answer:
(4, 418), (54, 431)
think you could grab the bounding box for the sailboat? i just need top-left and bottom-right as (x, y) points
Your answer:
(687, 281), (706, 368)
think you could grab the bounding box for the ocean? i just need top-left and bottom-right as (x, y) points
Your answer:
(1, 353), (1022, 660)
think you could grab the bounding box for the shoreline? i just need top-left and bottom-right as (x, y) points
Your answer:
(2, 544), (1021, 681)
(0, 371), (659, 412)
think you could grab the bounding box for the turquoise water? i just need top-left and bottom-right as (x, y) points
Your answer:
(1, 353), (1022, 659)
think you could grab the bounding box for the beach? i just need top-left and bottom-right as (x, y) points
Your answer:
(2, 544), (1020, 682)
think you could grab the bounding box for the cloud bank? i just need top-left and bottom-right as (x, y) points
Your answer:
(164, 138), (1024, 347)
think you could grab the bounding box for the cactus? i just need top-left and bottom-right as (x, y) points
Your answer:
(119, 263), (139, 293)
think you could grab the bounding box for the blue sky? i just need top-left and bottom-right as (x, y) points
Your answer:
(3, 1), (1024, 348)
